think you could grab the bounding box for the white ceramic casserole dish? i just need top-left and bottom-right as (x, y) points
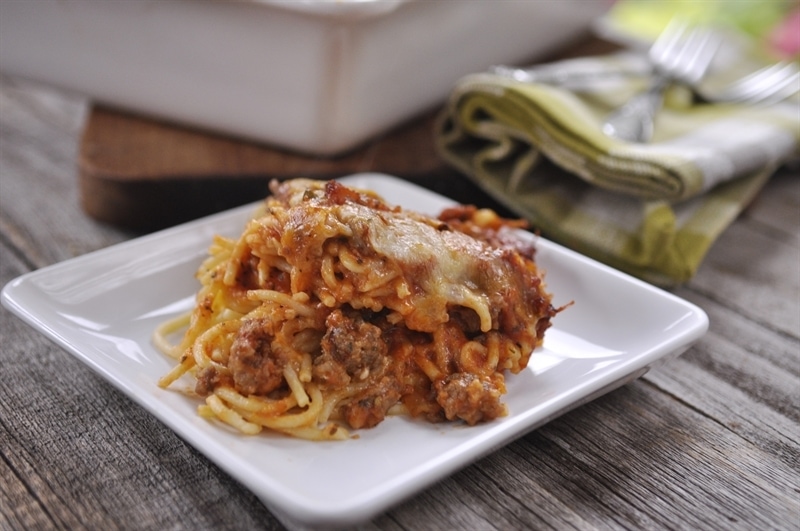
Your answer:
(0, 0), (608, 155)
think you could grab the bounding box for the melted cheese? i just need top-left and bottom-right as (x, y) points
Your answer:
(337, 203), (502, 333)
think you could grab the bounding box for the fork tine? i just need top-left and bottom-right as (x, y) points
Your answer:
(679, 29), (722, 83)
(654, 24), (720, 85)
(650, 19), (689, 67)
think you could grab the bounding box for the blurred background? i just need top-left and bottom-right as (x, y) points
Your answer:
(604, 0), (799, 59)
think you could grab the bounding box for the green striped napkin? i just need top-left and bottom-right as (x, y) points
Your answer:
(435, 55), (799, 286)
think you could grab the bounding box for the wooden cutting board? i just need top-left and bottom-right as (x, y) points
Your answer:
(78, 106), (462, 231)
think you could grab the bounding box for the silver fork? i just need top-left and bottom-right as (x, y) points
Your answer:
(698, 61), (800, 104)
(602, 21), (722, 143)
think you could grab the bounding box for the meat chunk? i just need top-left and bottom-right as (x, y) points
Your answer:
(194, 366), (231, 396)
(320, 309), (387, 380)
(312, 353), (351, 388)
(228, 319), (284, 395)
(315, 308), (401, 429)
(435, 373), (506, 425)
(342, 376), (403, 429)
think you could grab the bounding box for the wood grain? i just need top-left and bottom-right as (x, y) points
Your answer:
(2, 71), (799, 531)
(78, 105), (453, 230)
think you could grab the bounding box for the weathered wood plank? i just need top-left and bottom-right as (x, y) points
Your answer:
(676, 289), (799, 377)
(1, 389), (64, 531)
(516, 383), (797, 530)
(644, 298), (800, 471)
(0, 76), (132, 267)
(745, 167), (800, 241)
(688, 174), (800, 339)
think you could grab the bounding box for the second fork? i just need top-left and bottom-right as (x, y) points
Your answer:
(602, 21), (722, 143)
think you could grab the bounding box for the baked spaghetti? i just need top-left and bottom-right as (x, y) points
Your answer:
(155, 179), (558, 440)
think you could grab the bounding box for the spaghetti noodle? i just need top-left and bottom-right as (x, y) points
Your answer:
(155, 179), (558, 440)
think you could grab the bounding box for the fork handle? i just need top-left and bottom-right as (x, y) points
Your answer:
(602, 77), (669, 143)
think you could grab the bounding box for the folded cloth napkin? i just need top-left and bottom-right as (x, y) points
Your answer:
(435, 53), (800, 286)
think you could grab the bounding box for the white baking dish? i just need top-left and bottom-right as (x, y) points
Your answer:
(0, 0), (608, 155)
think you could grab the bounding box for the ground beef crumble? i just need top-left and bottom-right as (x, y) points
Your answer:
(228, 318), (284, 395)
(435, 372), (506, 425)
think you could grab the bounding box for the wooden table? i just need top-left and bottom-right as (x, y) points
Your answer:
(2, 72), (799, 531)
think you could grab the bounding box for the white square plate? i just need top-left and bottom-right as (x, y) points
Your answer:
(2, 173), (708, 529)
